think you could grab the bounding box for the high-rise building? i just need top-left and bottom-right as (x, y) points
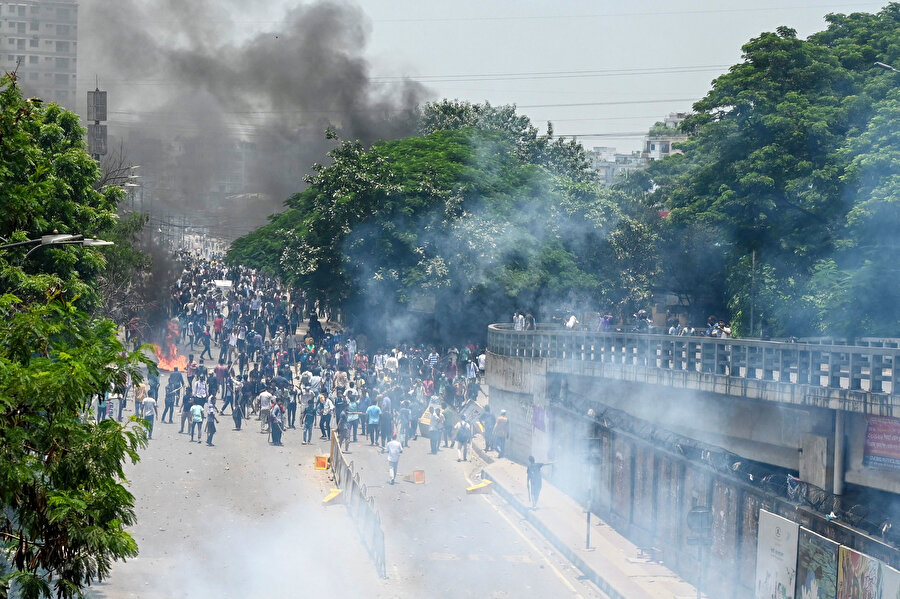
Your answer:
(0, 0), (77, 108)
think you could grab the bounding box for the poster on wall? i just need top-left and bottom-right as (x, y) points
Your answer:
(756, 509), (799, 599)
(837, 546), (884, 599)
(863, 416), (900, 471)
(795, 528), (839, 599)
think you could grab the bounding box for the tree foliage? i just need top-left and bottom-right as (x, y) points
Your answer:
(0, 73), (153, 597)
(0, 74), (123, 310)
(650, 5), (900, 337)
(229, 124), (654, 343)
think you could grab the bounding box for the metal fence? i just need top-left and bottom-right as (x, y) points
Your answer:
(488, 323), (900, 397)
(329, 433), (387, 578)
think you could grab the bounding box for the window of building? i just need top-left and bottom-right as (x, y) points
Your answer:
(55, 41), (69, 53)
(650, 143), (656, 151)
(57, 24), (69, 36)
(661, 143), (670, 153)
(16, 21), (24, 33)
(57, 8), (70, 20)
(54, 73), (67, 85)
(28, 54), (37, 63)
(55, 57), (68, 69)
(16, 38), (25, 50)
(29, 38), (37, 47)
(29, 20), (37, 31)
(17, 5), (25, 17)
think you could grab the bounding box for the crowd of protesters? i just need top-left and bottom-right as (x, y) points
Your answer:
(101, 250), (506, 468)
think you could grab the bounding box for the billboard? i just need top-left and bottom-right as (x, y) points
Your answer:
(796, 528), (839, 599)
(756, 509), (799, 599)
(863, 416), (900, 471)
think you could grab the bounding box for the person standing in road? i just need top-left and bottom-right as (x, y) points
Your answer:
(428, 406), (444, 455)
(526, 456), (553, 509)
(231, 389), (244, 431)
(493, 409), (510, 458)
(386, 433), (403, 485)
(141, 391), (158, 440)
(205, 398), (219, 446)
(270, 399), (285, 446)
(454, 419), (472, 462)
(189, 401), (204, 443)
(365, 400), (381, 446)
(162, 381), (177, 423)
(179, 395), (192, 434)
(167, 366), (185, 406)
(301, 399), (316, 444)
(318, 393), (334, 440)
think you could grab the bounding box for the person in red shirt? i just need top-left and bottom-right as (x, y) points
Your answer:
(213, 314), (224, 345)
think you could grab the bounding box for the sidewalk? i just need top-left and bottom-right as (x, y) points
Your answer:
(482, 458), (702, 599)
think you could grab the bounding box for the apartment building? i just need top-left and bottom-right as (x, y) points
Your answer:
(0, 0), (77, 108)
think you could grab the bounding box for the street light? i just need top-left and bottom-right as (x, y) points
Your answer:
(0, 234), (114, 259)
(875, 61), (899, 73)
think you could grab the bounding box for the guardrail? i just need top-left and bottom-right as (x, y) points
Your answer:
(329, 433), (387, 578)
(487, 324), (900, 397)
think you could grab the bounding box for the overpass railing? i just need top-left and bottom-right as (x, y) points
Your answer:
(487, 324), (900, 396)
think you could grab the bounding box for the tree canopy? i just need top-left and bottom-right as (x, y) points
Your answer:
(229, 124), (655, 343)
(0, 73), (153, 598)
(650, 5), (900, 337)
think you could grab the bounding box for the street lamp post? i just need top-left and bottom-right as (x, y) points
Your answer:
(0, 234), (114, 258)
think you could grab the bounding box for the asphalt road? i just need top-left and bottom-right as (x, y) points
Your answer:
(345, 426), (606, 598)
(87, 362), (603, 598)
(86, 370), (388, 599)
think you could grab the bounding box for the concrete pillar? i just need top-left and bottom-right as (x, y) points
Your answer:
(800, 434), (830, 490)
(834, 410), (845, 496)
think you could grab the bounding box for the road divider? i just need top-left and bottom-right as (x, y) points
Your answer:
(328, 433), (387, 578)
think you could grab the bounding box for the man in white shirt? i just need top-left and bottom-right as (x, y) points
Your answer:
(386, 434), (403, 485)
(257, 386), (275, 432)
(141, 394), (158, 440)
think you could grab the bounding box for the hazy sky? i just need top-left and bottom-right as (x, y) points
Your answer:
(79, 0), (884, 151)
(98, 0), (885, 154)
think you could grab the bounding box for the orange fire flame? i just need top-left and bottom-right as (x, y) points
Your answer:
(154, 319), (187, 372)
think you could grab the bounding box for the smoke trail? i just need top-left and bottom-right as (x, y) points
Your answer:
(79, 0), (430, 237)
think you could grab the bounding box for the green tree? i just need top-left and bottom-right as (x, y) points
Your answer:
(229, 126), (647, 343)
(0, 73), (153, 597)
(0, 295), (151, 599)
(652, 5), (900, 336)
(0, 74), (123, 310)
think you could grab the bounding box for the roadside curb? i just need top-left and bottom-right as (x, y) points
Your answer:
(482, 468), (642, 599)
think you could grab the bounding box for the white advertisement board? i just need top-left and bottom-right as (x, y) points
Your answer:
(756, 509), (799, 599)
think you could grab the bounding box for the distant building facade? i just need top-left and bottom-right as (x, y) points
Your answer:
(642, 111), (688, 161)
(588, 112), (690, 184)
(0, 0), (77, 108)
(588, 146), (649, 186)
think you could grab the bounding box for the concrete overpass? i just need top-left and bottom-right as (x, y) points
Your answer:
(484, 324), (900, 596)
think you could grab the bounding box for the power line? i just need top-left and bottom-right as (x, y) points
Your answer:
(371, 2), (882, 23)
(103, 97), (698, 118)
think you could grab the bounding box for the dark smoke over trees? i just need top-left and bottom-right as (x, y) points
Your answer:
(650, 4), (900, 339)
(80, 0), (429, 237)
(228, 105), (658, 344)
